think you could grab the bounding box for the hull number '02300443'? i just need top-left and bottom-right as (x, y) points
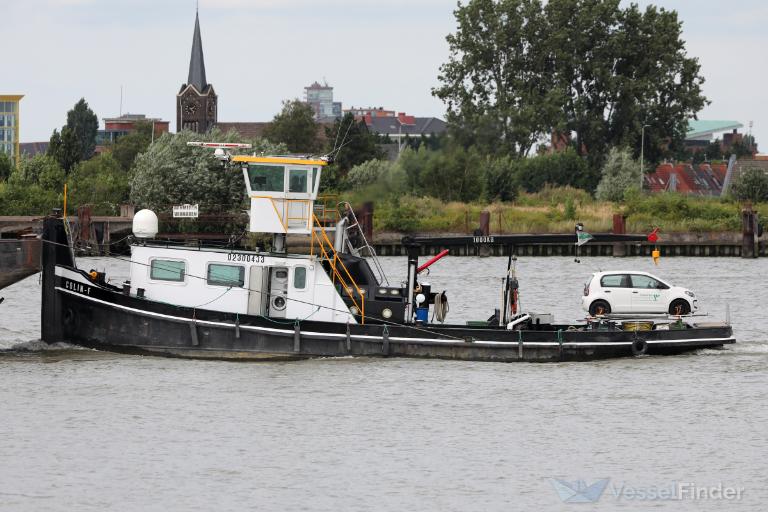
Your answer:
(227, 253), (265, 263)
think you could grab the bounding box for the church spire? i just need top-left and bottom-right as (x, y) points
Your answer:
(187, 10), (208, 92)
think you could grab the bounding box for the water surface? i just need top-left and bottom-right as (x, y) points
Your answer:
(1, 256), (766, 511)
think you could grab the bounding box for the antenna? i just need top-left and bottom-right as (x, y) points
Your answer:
(119, 85), (123, 116)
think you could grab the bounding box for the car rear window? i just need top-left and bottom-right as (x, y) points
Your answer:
(600, 274), (625, 288)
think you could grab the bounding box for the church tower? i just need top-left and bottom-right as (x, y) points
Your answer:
(176, 10), (217, 133)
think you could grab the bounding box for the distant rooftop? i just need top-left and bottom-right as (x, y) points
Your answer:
(686, 120), (743, 140)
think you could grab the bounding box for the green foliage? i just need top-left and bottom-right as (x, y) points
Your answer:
(0, 181), (60, 215)
(130, 129), (286, 212)
(730, 168), (768, 203)
(47, 127), (82, 173)
(66, 98), (99, 161)
(516, 149), (595, 193)
(111, 121), (154, 171)
(0, 151), (13, 181)
(47, 98), (99, 172)
(68, 154), (129, 215)
(347, 159), (392, 189)
(482, 156), (518, 202)
(263, 100), (320, 153)
(379, 196), (421, 233)
(324, 114), (383, 182)
(623, 193), (742, 232)
(435, 0), (708, 167)
(595, 148), (640, 202)
(433, 0), (557, 157)
(12, 154), (65, 188)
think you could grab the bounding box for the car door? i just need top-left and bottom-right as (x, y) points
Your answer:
(630, 274), (667, 313)
(599, 274), (633, 312)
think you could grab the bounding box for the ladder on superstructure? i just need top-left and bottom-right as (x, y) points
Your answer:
(338, 201), (389, 286)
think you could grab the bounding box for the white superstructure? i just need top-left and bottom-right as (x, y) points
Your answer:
(129, 245), (355, 323)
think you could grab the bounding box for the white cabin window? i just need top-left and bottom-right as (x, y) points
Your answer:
(150, 259), (186, 282)
(207, 263), (245, 287)
(289, 168), (309, 193)
(293, 267), (307, 289)
(248, 164), (285, 192)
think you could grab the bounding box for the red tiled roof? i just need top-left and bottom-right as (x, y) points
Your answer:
(646, 163), (724, 195)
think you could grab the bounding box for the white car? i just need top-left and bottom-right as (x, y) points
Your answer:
(581, 271), (698, 316)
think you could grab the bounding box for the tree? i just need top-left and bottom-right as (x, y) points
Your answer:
(68, 154), (130, 214)
(130, 129), (286, 212)
(0, 151), (13, 182)
(263, 100), (319, 153)
(347, 159), (392, 189)
(483, 155), (518, 202)
(433, 0), (559, 157)
(434, 0), (708, 167)
(12, 154), (65, 190)
(111, 121), (154, 171)
(516, 149), (595, 193)
(66, 98), (99, 161)
(322, 113), (383, 190)
(47, 98), (99, 172)
(730, 168), (768, 203)
(595, 147), (640, 202)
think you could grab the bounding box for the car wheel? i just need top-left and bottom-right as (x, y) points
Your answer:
(589, 300), (611, 316)
(669, 299), (691, 315)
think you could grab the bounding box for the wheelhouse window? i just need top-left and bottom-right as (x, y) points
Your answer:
(288, 168), (309, 193)
(293, 267), (307, 289)
(248, 164), (285, 192)
(600, 274), (628, 288)
(207, 263), (245, 287)
(150, 259), (186, 282)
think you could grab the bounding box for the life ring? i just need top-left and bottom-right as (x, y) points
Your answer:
(631, 338), (648, 356)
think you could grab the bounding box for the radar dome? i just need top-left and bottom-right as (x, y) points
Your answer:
(133, 209), (158, 239)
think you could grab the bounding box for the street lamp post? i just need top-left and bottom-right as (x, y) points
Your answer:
(640, 124), (650, 191)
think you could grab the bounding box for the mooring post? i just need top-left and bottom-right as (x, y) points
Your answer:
(612, 214), (627, 257)
(741, 204), (758, 258)
(479, 211), (490, 236)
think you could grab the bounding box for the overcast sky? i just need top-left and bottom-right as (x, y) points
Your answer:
(3, 0), (766, 149)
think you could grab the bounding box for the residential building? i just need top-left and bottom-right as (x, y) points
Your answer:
(361, 111), (447, 143)
(344, 106), (396, 119)
(176, 11), (217, 133)
(97, 114), (170, 145)
(304, 81), (342, 122)
(646, 162), (727, 196)
(0, 95), (23, 167)
(19, 142), (49, 158)
(685, 120), (745, 153)
(215, 122), (270, 140)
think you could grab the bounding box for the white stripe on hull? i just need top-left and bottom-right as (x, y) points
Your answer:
(55, 287), (733, 349)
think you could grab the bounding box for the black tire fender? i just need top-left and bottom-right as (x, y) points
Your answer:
(631, 338), (648, 356)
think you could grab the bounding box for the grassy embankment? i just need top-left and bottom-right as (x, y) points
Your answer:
(343, 186), (765, 234)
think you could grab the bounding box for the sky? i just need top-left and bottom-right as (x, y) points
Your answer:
(2, 0), (766, 149)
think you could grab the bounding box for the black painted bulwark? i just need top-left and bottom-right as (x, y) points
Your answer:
(41, 218), (735, 362)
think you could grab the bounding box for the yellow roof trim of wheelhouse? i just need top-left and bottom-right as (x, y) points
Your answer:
(233, 156), (328, 166)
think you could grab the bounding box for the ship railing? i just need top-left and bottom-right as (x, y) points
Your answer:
(337, 201), (389, 286)
(310, 213), (366, 324)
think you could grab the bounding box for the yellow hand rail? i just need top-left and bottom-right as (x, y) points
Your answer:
(311, 213), (365, 324)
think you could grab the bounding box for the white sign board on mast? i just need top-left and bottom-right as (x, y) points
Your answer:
(172, 204), (199, 218)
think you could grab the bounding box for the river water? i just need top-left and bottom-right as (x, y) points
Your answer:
(1, 256), (766, 511)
